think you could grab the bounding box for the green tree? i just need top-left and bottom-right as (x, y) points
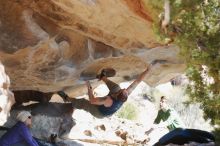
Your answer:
(149, 0), (220, 143)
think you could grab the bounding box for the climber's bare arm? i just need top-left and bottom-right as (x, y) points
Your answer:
(86, 81), (113, 107)
(126, 66), (152, 95)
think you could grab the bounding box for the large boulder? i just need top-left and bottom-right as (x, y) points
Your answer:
(0, 62), (15, 125)
(0, 0), (186, 97)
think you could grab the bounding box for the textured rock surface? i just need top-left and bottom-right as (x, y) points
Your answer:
(0, 0), (186, 97)
(0, 62), (15, 125)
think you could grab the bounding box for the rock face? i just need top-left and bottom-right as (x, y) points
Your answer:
(0, 62), (15, 125)
(170, 75), (189, 86)
(13, 90), (54, 107)
(0, 0), (186, 97)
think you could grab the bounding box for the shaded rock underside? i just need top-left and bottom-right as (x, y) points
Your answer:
(0, 0), (185, 97)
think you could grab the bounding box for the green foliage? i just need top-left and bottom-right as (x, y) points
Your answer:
(116, 102), (138, 120)
(172, 0), (220, 124)
(213, 128), (220, 145)
(150, 0), (220, 142)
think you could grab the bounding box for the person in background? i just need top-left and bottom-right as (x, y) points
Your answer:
(153, 96), (185, 130)
(145, 97), (215, 145)
(0, 111), (39, 146)
(146, 96), (185, 134)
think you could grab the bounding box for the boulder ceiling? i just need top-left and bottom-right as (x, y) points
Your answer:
(0, 0), (185, 97)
